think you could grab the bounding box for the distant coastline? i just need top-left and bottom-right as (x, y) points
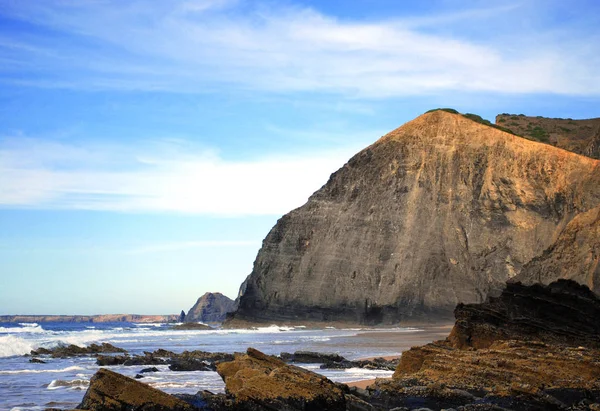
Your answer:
(0, 314), (179, 323)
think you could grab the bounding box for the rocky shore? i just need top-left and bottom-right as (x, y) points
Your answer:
(47, 280), (600, 411)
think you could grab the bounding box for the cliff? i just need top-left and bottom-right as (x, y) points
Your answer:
(513, 205), (600, 293)
(495, 113), (600, 159)
(447, 279), (600, 349)
(230, 110), (600, 324)
(185, 292), (236, 323)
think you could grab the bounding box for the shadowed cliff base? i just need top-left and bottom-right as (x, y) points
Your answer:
(228, 109), (600, 326)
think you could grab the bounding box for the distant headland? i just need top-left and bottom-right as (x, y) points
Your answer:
(0, 314), (180, 323)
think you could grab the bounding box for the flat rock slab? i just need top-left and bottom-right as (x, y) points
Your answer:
(77, 368), (197, 410)
(217, 347), (347, 410)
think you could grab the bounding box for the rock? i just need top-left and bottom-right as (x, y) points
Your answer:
(229, 110), (600, 325)
(96, 355), (129, 366)
(95, 349), (233, 370)
(134, 374), (144, 379)
(179, 310), (186, 322)
(29, 357), (46, 363)
(216, 347), (347, 410)
(174, 390), (234, 410)
(31, 343), (127, 358)
(140, 366), (160, 373)
(169, 359), (213, 372)
(513, 206), (600, 294)
(278, 350), (397, 371)
(447, 280), (600, 349)
(280, 350), (346, 363)
(185, 292), (236, 324)
(372, 281), (600, 410)
(169, 351), (234, 371)
(77, 368), (197, 410)
(171, 323), (213, 331)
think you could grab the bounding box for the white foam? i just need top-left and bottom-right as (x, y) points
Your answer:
(0, 335), (35, 357)
(0, 365), (85, 375)
(0, 323), (45, 334)
(47, 379), (89, 390)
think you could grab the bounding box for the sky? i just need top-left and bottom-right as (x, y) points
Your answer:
(1, 0), (600, 315)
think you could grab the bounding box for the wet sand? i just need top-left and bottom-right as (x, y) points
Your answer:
(345, 323), (452, 388)
(348, 323), (452, 359)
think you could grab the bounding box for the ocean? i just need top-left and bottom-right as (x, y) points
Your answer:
(0, 321), (448, 411)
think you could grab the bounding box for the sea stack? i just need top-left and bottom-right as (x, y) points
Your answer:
(185, 292), (236, 323)
(228, 110), (600, 325)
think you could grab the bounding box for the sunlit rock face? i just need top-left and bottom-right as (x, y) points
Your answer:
(230, 110), (600, 324)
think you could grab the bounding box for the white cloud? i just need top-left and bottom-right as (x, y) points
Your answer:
(0, 135), (363, 215)
(0, 1), (598, 97)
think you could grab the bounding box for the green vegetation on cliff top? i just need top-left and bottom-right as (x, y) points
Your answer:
(426, 108), (520, 136)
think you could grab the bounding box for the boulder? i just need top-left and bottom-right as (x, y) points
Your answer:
(280, 351), (346, 363)
(31, 342), (126, 358)
(216, 347), (347, 410)
(77, 368), (197, 410)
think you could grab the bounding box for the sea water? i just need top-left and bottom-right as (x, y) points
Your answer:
(0, 322), (422, 410)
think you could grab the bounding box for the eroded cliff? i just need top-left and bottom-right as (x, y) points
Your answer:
(230, 110), (600, 324)
(513, 205), (600, 293)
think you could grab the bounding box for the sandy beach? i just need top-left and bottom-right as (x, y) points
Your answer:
(344, 323), (453, 388)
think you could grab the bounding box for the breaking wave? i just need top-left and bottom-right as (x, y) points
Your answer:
(0, 335), (36, 357)
(0, 323), (45, 334)
(0, 365), (85, 375)
(47, 378), (89, 390)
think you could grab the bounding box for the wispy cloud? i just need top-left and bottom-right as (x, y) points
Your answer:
(0, 134), (365, 215)
(0, 1), (598, 97)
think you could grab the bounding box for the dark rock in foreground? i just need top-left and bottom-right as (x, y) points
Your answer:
(77, 368), (197, 410)
(369, 280), (600, 410)
(448, 279), (600, 349)
(374, 339), (600, 410)
(216, 347), (347, 410)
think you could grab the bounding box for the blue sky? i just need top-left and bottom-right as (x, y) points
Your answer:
(1, 0), (599, 315)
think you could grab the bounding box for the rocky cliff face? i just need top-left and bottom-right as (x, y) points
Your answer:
(513, 206), (600, 293)
(185, 292), (236, 323)
(229, 110), (600, 324)
(495, 113), (600, 159)
(448, 279), (600, 349)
